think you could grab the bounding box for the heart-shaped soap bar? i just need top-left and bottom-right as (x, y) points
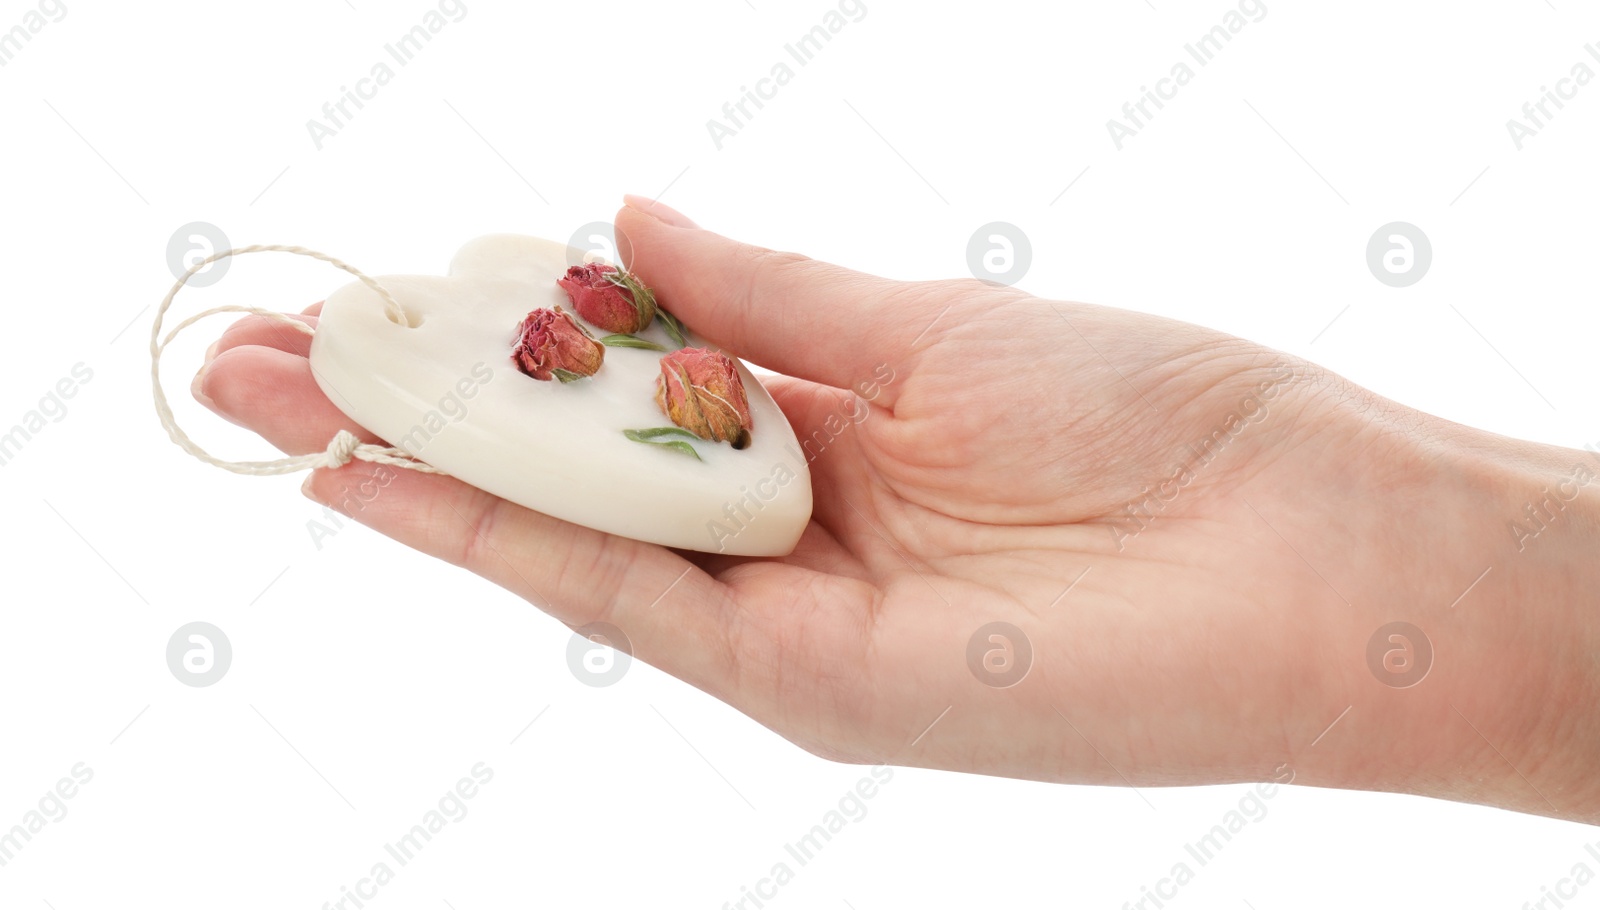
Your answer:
(307, 234), (812, 556)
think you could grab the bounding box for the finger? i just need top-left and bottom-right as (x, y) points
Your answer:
(758, 373), (883, 555)
(615, 199), (935, 403)
(303, 435), (743, 701)
(202, 336), (749, 701)
(206, 313), (318, 362)
(302, 300), (324, 316)
(196, 345), (382, 447)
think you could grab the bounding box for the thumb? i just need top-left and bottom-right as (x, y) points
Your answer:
(615, 197), (936, 401)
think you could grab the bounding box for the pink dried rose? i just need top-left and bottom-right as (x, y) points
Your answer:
(655, 348), (752, 449)
(512, 306), (604, 382)
(557, 263), (658, 334)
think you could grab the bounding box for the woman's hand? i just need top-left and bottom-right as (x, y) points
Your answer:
(195, 198), (1600, 822)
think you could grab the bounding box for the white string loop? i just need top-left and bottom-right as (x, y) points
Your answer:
(150, 245), (447, 477)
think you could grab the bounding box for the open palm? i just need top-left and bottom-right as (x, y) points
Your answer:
(198, 200), (1471, 800)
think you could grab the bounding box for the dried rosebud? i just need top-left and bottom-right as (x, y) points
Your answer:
(557, 263), (659, 335)
(655, 348), (753, 449)
(512, 306), (604, 382)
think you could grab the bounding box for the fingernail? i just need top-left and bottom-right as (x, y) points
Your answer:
(301, 472), (321, 502)
(191, 362), (214, 408)
(623, 194), (698, 229)
(204, 339), (220, 363)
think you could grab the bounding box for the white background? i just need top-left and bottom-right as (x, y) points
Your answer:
(3, 0), (1599, 907)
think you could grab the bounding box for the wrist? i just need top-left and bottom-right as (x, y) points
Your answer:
(1309, 390), (1600, 821)
(1459, 429), (1600, 820)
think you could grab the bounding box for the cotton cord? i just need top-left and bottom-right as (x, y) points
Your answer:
(151, 244), (447, 477)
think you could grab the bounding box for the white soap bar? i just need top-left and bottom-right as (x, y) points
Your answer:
(307, 234), (812, 556)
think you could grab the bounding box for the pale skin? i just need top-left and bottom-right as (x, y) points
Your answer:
(195, 196), (1600, 824)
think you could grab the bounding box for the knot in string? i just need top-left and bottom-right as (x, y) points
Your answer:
(323, 429), (363, 469)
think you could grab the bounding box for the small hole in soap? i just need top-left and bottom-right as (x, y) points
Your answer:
(386, 308), (424, 328)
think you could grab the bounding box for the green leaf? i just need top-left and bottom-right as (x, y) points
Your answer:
(656, 307), (688, 348)
(601, 334), (668, 352)
(624, 427), (703, 442)
(623, 427), (703, 460)
(551, 368), (586, 383)
(646, 440), (701, 460)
